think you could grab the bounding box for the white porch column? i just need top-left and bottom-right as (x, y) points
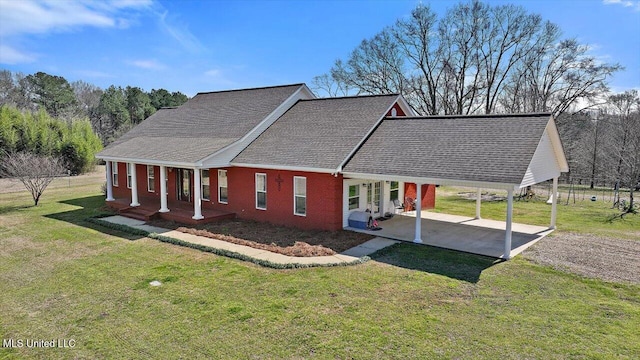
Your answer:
(414, 183), (423, 243)
(504, 188), (514, 260)
(475, 188), (482, 219)
(159, 165), (169, 213)
(192, 169), (204, 220)
(550, 177), (558, 229)
(105, 161), (114, 201)
(129, 162), (140, 207)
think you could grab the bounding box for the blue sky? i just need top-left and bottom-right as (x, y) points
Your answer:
(0, 0), (638, 96)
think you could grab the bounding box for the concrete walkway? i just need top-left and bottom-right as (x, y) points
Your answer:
(100, 216), (397, 266)
(347, 211), (553, 259)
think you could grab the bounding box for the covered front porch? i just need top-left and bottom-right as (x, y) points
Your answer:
(104, 160), (229, 224)
(106, 196), (234, 224)
(347, 211), (553, 259)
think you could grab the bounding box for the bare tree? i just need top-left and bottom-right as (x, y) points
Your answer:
(72, 80), (103, 119)
(320, 0), (621, 117)
(604, 91), (640, 214)
(0, 151), (66, 205)
(310, 73), (357, 97)
(391, 4), (443, 115)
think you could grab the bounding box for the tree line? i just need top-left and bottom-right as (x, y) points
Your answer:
(0, 70), (188, 145)
(313, 1), (621, 117)
(313, 0), (637, 212)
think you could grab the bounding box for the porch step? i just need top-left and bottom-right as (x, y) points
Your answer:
(119, 206), (158, 221)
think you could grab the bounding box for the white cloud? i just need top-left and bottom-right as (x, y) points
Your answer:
(0, 0), (152, 36)
(0, 44), (37, 64)
(155, 10), (205, 53)
(202, 67), (238, 87)
(204, 69), (221, 77)
(74, 69), (113, 78)
(0, 0), (153, 64)
(602, 0), (640, 11)
(128, 59), (167, 70)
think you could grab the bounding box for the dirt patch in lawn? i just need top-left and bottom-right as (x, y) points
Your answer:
(148, 218), (374, 257)
(522, 232), (640, 284)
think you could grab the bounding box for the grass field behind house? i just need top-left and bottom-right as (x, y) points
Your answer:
(434, 186), (640, 239)
(0, 181), (638, 359)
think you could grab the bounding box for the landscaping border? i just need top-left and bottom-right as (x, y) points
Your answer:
(86, 217), (370, 269)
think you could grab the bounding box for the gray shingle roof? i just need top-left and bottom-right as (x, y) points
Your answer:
(342, 113), (552, 185)
(97, 84), (304, 164)
(232, 94), (399, 170)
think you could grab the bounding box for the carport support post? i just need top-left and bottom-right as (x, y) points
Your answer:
(192, 169), (204, 220)
(475, 188), (482, 219)
(504, 188), (514, 260)
(414, 183), (423, 243)
(129, 163), (140, 207)
(105, 161), (114, 201)
(550, 177), (558, 229)
(159, 165), (169, 213)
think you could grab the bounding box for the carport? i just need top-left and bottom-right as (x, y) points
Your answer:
(340, 113), (569, 259)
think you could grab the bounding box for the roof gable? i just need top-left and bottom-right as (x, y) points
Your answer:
(232, 94), (401, 170)
(97, 84), (307, 164)
(342, 113), (565, 187)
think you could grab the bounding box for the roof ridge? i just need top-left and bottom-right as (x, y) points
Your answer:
(305, 93), (399, 101)
(195, 83), (305, 96)
(385, 112), (551, 120)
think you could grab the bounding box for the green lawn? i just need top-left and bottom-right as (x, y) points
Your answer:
(0, 184), (638, 359)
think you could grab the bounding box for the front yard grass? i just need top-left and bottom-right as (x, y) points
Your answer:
(0, 184), (638, 359)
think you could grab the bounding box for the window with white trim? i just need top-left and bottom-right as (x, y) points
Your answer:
(112, 162), (118, 187)
(255, 173), (267, 210)
(294, 176), (306, 216)
(390, 181), (399, 202)
(201, 170), (210, 201)
(218, 170), (228, 203)
(147, 165), (155, 192)
(126, 163), (132, 189)
(348, 185), (360, 210)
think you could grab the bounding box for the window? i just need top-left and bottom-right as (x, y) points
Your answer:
(390, 181), (399, 202)
(126, 163), (132, 189)
(255, 173), (267, 210)
(294, 176), (306, 216)
(201, 170), (210, 201)
(112, 162), (118, 187)
(348, 185), (360, 210)
(147, 165), (155, 192)
(218, 170), (228, 204)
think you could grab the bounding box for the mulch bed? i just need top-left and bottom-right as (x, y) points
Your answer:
(148, 218), (373, 257)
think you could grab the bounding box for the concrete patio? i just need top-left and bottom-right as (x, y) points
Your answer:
(346, 211), (554, 259)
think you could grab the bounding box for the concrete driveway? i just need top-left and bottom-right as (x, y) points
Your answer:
(347, 211), (553, 259)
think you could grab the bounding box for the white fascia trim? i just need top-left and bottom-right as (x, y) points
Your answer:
(546, 117), (569, 172)
(231, 162), (335, 174)
(334, 95), (403, 175)
(395, 95), (416, 116)
(519, 172), (562, 189)
(341, 171), (519, 191)
(98, 156), (196, 169)
(196, 85), (315, 167)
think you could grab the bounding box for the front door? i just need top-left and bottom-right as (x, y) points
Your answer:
(177, 169), (192, 202)
(366, 181), (382, 217)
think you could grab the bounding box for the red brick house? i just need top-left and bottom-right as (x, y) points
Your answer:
(98, 83), (568, 253)
(98, 84), (429, 230)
